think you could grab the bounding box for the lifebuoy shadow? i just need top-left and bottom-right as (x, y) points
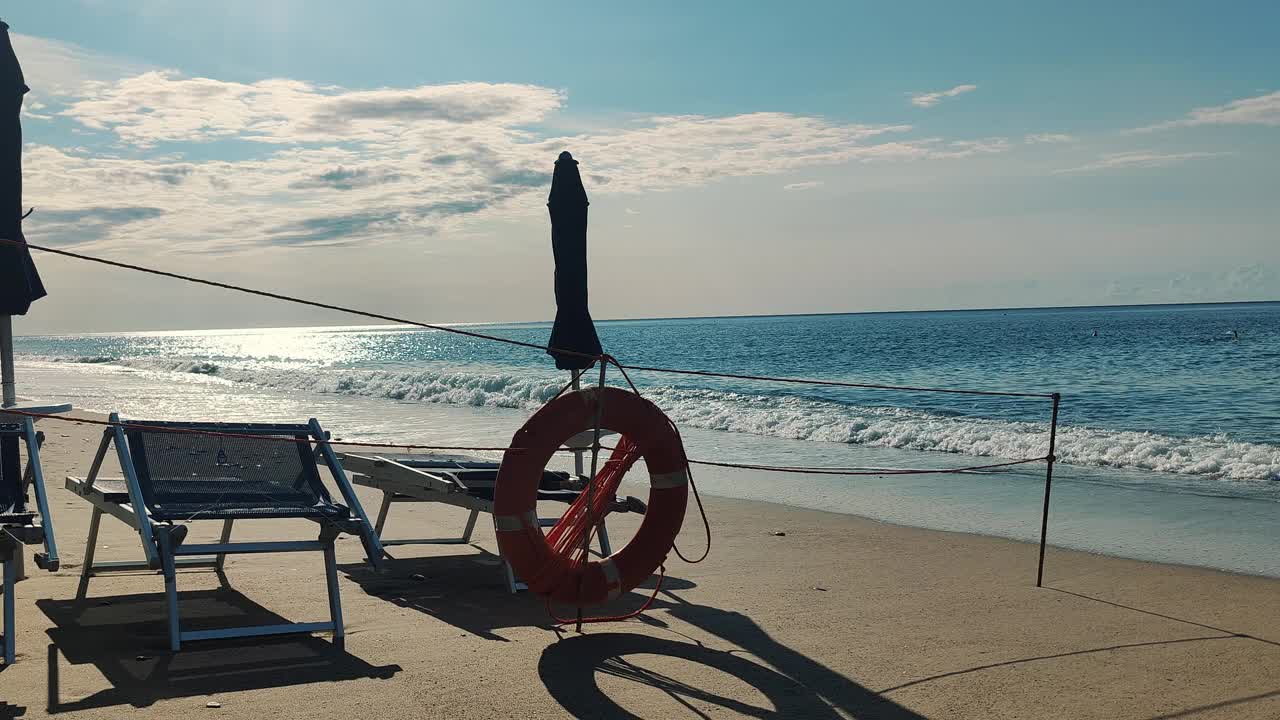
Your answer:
(541, 599), (927, 719)
(539, 628), (924, 719)
(339, 549), (697, 642)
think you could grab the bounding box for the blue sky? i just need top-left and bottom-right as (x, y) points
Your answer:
(6, 1), (1279, 332)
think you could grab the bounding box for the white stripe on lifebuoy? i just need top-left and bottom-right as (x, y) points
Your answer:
(650, 468), (689, 489)
(493, 510), (538, 531)
(601, 558), (623, 600)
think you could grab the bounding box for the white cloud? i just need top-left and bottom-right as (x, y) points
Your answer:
(783, 181), (823, 191)
(62, 71), (565, 146)
(1136, 90), (1280, 132)
(624, 208), (640, 214)
(1054, 150), (1233, 174)
(22, 63), (1015, 255)
(910, 84), (977, 108)
(12, 33), (149, 96)
(1024, 133), (1075, 144)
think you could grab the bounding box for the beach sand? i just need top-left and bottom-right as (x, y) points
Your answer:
(1, 411), (1277, 719)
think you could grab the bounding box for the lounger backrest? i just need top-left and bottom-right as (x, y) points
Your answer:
(123, 422), (337, 518)
(0, 425), (26, 515)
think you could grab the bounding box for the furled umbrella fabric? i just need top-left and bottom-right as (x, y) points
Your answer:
(0, 20), (45, 317)
(546, 151), (602, 370)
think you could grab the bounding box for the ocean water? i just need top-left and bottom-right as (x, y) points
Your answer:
(12, 302), (1280, 576)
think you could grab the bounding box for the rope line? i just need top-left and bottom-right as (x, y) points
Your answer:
(685, 455), (1047, 476)
(613, 363), (1053, 399)
(4, 238), (593, 362)
(1, 404), (1051, 477)
(8, 238), (1055, 399)
(0, 407), (523, 452)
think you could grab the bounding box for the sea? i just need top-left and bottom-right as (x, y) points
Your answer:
(12, 302), (1280, 577)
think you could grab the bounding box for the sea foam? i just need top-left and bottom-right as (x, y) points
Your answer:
(59, 355), (1280, 483)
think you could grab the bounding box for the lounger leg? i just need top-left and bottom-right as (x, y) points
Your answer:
(157, 530), (181, 653)
(214, 520), (234, 585)
(3, 554), (16, 664)
(323, 541), (344, 650)
(502, 558), (528, 594)
(502, 559), (516, 594)
(374, 491), (392, 536)
(76, 507), (104, 602)
(597, 522), (612, 557)
(461, 509), (480, 543)
(11, 547), (23, 584)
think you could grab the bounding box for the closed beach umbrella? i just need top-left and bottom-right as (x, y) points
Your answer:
(0, 19), (46, 407)
(546, 151), (602, 370)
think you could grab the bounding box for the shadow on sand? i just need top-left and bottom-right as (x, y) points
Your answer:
(341, 549), (924, 718)
(338, 547), (696, 641)
(38, 589), (399, 712)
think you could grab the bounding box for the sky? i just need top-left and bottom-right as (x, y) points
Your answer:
(5, 0), (1280, 333)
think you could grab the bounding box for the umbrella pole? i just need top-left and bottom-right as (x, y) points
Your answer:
(1, 315), (14, 407)
(0, 314), (21, 581)
(571, 371), (584, 478)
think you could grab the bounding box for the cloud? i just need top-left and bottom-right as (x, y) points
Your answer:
(910, 84), (977, 108)
(1136, 90), (1280, 132)
(1024, 133), (1075, 144)
(11, 33), (149, 96)
(62, 72), (567, 146)
(624, 208), (640, 215)
(783, 181), (823, 191)
(1054, 150), (1233, 174)
(23, 205), (166, 245)
(288, 166), (405, 191)
(1099, 263), (1278, 304)
(24, 63), (1013, 254)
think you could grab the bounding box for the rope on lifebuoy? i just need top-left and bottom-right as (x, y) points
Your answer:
(494, 387), (689, 608)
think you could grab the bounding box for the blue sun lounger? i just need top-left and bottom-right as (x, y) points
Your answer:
(64, 415), (382, 651)
(1, 417), (59, 664)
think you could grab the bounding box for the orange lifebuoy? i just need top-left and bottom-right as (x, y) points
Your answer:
(494, 387), (689, 606)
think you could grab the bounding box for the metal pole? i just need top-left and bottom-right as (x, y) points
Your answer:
(1, 315), (15, 407)
(571, 372), (584, 479)
(1036, 393), (1061, 587)
(577, 360), (607, 633)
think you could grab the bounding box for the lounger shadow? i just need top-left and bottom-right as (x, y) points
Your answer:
(339, 552), (696, 642)
(40, 590), (400, 712)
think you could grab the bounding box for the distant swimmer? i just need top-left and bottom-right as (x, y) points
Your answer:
(1091, 329), (1098, 337)
(1231, 329), (1240, 342)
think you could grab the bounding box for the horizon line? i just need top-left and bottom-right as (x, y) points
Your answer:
(15, 298), (1278, 338)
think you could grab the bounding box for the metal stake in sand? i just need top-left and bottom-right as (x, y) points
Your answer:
(1035, 393), (1061, 587)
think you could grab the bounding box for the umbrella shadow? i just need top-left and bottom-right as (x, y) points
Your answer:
(0, 702), (24, 720)
(338, 547), (697, 642)
(541, 589), (927, 719)
(38, 589), (399, 712)
(539, 624), (925, 719)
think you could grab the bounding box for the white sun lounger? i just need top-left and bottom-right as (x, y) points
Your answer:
(336, 444), (643, 593)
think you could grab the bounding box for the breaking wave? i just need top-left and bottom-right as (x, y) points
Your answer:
(55, 355), (1280, 483)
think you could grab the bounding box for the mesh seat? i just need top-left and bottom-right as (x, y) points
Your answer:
(387, 459), (577, 503)
(124, 424), (350, 522)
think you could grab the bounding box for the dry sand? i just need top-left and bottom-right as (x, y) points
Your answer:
(1, 411), (1277, 719)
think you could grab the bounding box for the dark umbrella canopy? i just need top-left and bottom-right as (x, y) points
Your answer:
(0, 20), (45, 316)
(546, 151), (602, 370)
